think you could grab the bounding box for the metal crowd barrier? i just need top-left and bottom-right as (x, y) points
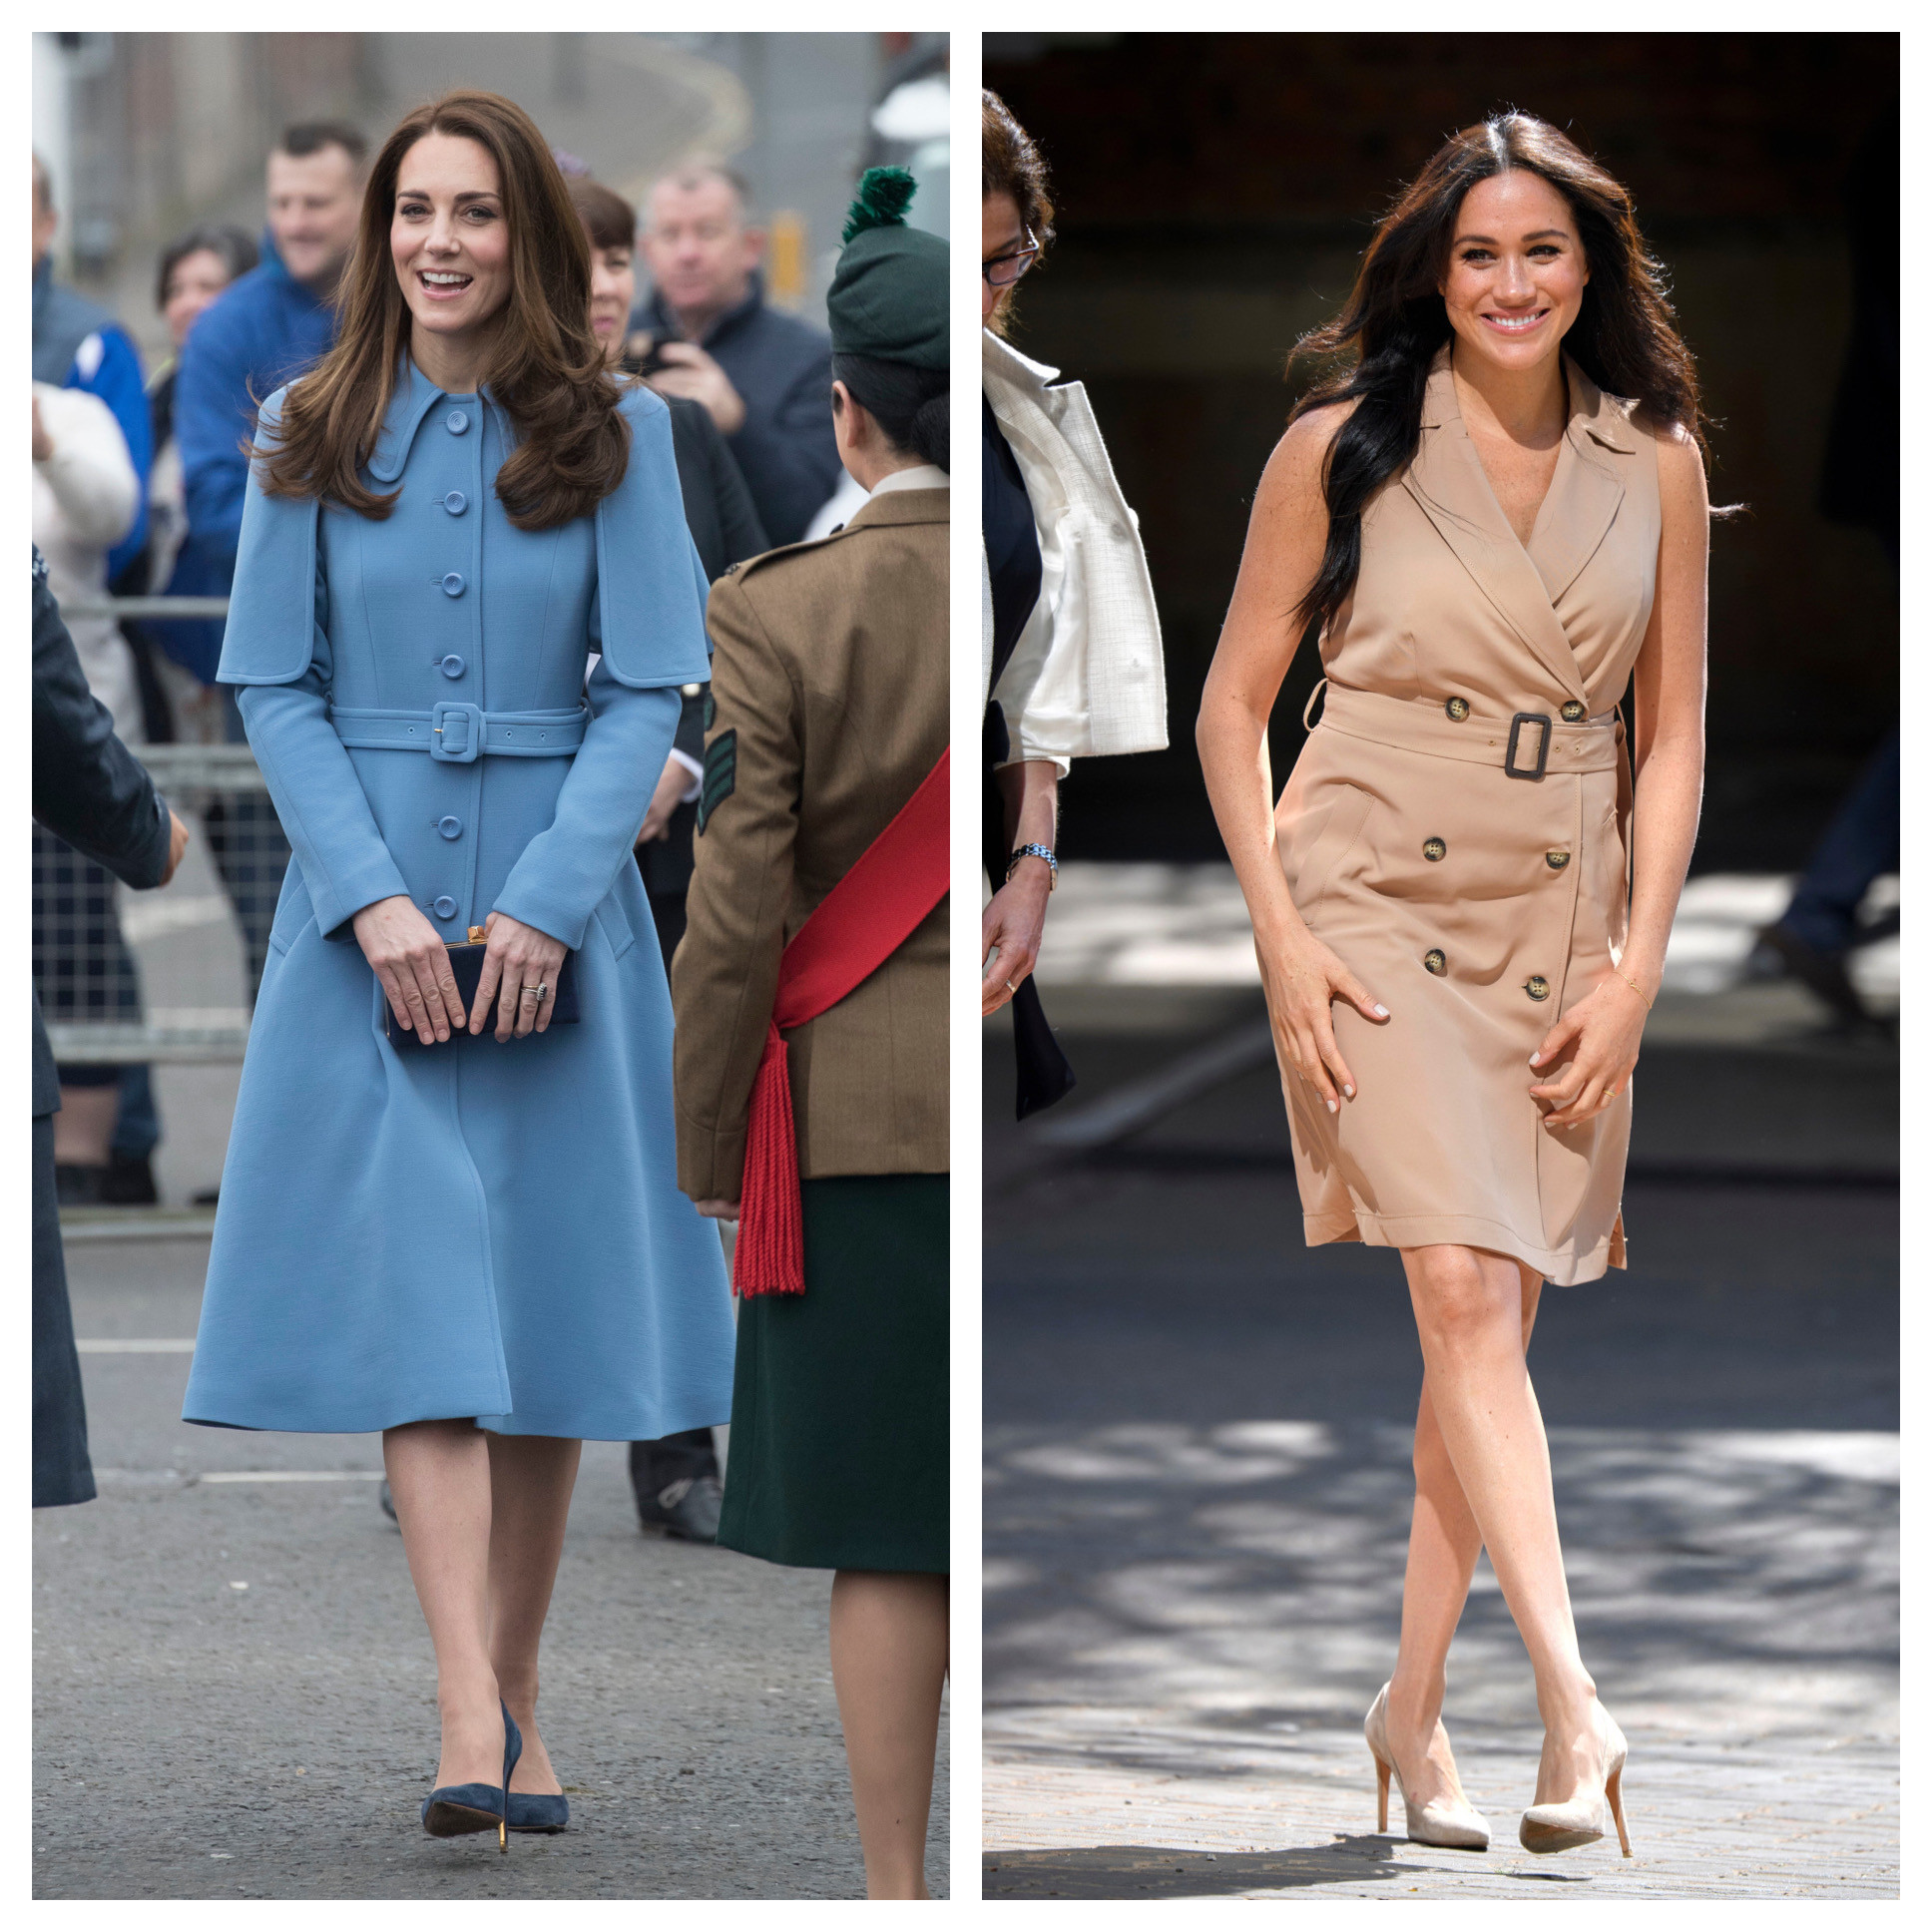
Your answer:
(35, 594), (283, 1067)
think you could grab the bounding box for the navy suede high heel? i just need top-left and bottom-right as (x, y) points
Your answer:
(421, 1700), (523, 1851)
(506, 1790), (570, 1833)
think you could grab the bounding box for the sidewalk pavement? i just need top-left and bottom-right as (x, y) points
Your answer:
(981, 975), (1897, 1901)
(983, 1417), (1896, 1899)
(35, 1236), (948, 1900)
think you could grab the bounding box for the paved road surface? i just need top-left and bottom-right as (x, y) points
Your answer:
(34, 1238), (948, 1900)
(981, 989), (1896, 1900)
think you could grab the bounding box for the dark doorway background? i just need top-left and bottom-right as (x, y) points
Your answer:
(983, 32), (1899, 871)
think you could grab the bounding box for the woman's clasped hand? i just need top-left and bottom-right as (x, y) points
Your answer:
(472, 910), (568, 1040)
(979, 858), (1050, 1017)
(1528, 967), (1651, 1128)
(1259, 920), (1390, 1113)
(352, 897), (567, 1043)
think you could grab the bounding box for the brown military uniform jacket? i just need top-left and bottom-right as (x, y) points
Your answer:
(673, 484), (950, 1203)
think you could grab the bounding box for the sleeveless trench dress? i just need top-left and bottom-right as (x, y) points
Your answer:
(1275, 345), (1661, 1286)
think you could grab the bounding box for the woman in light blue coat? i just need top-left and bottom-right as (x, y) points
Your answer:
(183, 91), (734, 1847)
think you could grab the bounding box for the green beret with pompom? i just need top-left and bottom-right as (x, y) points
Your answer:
(826, 167), (947, 370)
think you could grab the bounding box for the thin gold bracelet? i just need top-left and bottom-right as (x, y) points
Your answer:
(1612, 965), (1654, 1010)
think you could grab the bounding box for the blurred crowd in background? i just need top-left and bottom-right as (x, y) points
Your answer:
(32, 30), (948, 1212)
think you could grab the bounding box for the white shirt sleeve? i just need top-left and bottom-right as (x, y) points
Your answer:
(32, 383), (139, 551)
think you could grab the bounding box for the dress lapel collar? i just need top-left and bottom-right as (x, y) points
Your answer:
(1527, 357), (1634, 606)
(1401, 344), (1587, 702)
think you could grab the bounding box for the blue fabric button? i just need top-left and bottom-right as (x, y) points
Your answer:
(432, 896), (458, 921)
(442, 490), (467, 514)
(439, 653), (466, 678)
(446, 409), (469, 434)
(436, 816), (463, 841)
(441, 572), (466, 597)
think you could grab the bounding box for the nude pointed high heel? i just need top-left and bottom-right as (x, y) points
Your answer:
(1518, 1702), (1632, 1857)
(1364, 1683), (1490, 1851)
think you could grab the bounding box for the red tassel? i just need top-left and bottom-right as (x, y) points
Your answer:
(732, 1021), (805, 1297)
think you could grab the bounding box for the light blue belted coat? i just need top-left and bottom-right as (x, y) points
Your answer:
(183, 360), (736, 1439)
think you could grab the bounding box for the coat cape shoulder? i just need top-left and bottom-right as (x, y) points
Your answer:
(219, 376), (709, 690)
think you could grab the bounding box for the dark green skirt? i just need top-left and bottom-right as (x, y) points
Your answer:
(718, 1172), (948, 1573)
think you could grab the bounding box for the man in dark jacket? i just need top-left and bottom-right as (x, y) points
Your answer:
(634, 165), (842, 546)
(32, 550), (187, 1506)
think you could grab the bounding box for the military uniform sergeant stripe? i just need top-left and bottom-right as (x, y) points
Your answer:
(697, 728), (737, 834)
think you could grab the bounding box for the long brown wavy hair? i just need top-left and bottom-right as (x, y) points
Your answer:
(258, 90), (626, 530)
(1291, 112), (1713, 636)
(981, 89), (1055, 337)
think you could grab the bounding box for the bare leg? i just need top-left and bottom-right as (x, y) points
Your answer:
(1384, 1267), (1543, 1808)
(383, 1418), (505, 1788)
(828, 1572), (949, 1899)
(484, 1432), (582, 1794)
(1399, 1244), (1608, 1806)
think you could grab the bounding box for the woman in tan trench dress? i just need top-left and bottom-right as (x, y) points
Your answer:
(1200, 116), (1710, 1858)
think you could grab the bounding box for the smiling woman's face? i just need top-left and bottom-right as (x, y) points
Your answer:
(389, 132), (513, 356)
(1439, 170), (1590, 377)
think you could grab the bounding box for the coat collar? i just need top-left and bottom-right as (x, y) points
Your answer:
(1403, 343), (1634, 695)
(982, 325), (1060, 392)
(843, 486), (949, 530)
(366, 355), (487, 483)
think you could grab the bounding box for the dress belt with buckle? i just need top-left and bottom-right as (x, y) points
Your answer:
(329, 702), (590, 763)
(1312, 684), (1620, 779)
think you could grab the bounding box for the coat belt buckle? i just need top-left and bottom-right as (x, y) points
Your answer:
(1505, 712), (1552, 781)
(431, 701), (483, 762)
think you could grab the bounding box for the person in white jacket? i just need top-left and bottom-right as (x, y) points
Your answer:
(32, 383), (141, 739)
(32, 378), (148, 1197)
(980, 90), (1167, 1113)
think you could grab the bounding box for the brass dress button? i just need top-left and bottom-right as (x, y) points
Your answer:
(1423, 949), (1448, 976)
(1546, 849), (1571, 870)
(1444, 696), (1471, 722)
(1560, 700), (1587, 723)
(1422, 837), (1447, 862)
(1525, 975), (1551, 1001)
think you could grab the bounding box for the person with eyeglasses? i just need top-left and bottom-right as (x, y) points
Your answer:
(979, 91), (1167, 1117)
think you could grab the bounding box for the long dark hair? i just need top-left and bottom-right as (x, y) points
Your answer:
(258, 90), (626, 531)
(1291, 112), (1709, 636)
(833, 352), (949, 473)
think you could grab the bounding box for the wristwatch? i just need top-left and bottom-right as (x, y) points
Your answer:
(1007, 842), (1058, 889)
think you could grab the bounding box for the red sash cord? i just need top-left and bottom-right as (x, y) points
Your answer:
(732, 748), (950, 1296)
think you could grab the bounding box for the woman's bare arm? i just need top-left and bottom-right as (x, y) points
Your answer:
(981, 758), (1058, 1014)
(1198, 406), (1388, 1109)
(1622, 424), (1709, 996)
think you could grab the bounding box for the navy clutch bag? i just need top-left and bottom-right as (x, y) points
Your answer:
(383, 940), (579, 1049)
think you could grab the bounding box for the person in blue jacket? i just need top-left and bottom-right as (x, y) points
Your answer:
(170, 124), (365, 1009)
(180, 90), (735, 1850)
(171, 120), (364, 655)
(32, 157), (152, 584)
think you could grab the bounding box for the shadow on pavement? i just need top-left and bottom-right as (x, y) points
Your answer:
(981, 1834), (1592, 1897)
